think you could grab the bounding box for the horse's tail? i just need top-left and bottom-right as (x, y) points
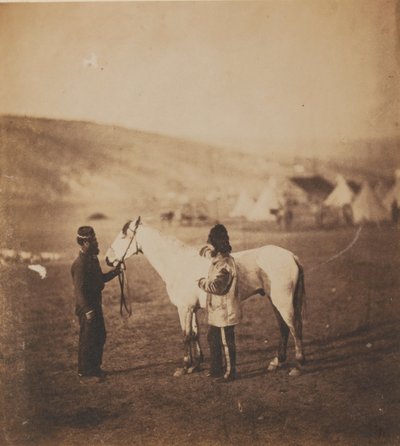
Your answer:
(293, 257), (306, 338)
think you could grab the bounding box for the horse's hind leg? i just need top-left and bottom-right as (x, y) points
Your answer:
(287, 323), (305, 376)
(267, 306), (289, 372)
(280, 310), (305, 375)
(290, 321), (305, 368)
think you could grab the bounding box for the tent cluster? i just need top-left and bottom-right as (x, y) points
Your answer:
(229, 176), (309, 223)
(324, 174), (396, 224)
(229, 171), (399, 226)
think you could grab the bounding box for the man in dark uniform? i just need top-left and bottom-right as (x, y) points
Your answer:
(198, 224), (241, 383)
(71, 226), (121, 379)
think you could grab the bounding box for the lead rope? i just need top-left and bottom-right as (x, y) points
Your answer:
(116, 219), (141, 317)
(118, 260), (132, 317)
(307, 224), (363, 274)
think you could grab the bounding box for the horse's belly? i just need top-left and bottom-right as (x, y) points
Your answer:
(167, 279), (203, 309)
(235, 246), (297, 299)
(237, 263), (269, 300)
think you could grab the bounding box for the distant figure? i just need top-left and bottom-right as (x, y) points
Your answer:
(71, 226), (121, 380)
(342, 204), (354, 226)
(276, 206), (293, 231)
(198, 224), (241, 383)
(318, 205), (329, 228)
(273, 208), (283, 229)
(391, 199), (399, 225)
(283, 207), (294, 231)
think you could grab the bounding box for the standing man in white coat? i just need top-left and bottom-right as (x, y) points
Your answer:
(198, 224), (241, 383)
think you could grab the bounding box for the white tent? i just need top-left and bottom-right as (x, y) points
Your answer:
(229, 191), (255, 218)
(351, 181), (389, 223)
(324, 175), (354, 207)
(383, 169), (400, 210)
(248, 179), (281, 221)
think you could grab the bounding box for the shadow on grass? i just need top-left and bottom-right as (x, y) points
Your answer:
(237, 319), (400, 376)
(106, 359), (182, 376)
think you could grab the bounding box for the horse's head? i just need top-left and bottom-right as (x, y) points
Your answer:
(105, 216), (142, 266)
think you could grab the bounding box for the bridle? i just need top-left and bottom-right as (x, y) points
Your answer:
(107, 216), (143, 316)
(120, 216), (143, 261)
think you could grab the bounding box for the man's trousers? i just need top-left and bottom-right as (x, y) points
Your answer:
(78, 308), (106, 375)
(207, 325), (236, 378)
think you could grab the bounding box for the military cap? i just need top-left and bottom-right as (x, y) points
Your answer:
(77, 226), (96, 240)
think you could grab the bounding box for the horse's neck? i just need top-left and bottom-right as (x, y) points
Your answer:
(136, 226), (209, 284)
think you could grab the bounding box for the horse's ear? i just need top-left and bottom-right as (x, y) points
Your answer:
(122, 220), (132, 235)
(135, 215), (141, 231)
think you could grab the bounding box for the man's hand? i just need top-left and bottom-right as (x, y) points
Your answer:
(114, 263), (124, 275)
(197, 277), (206, 290)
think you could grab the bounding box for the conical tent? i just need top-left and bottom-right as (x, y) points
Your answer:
(324, 175), (354, 207)
(383, 169), (400, 210)
(247, 179), (281, 221)
(351, 182), (389, 223)
(229, 191), (255, 218)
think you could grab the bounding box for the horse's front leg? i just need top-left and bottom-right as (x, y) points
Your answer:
(174, 306), (196, 377)
(186, 308), (203, 373)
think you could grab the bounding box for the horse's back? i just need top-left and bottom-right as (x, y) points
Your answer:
(233, 245), (300, 301)
(234, 245), (298, 273)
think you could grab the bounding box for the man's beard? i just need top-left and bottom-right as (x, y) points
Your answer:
(89, 246), (100, 256)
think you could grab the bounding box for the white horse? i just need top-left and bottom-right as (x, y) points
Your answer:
(106, 217), (306, 376)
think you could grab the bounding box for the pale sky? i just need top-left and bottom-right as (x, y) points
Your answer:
(0, 0), (399, 156)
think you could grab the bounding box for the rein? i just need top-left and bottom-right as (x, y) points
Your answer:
(118, 263), (132, 316)
(115, 217), (142, 317)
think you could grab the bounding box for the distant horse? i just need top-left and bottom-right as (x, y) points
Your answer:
(160, 211), (175, 225)
(196, 213), (209, 224)
(106, 217), (306, 377)
(179, 213), (194, 226)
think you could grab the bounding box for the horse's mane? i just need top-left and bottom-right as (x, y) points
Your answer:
(145, 226), (200, 259)
(136, 225), (210, 281)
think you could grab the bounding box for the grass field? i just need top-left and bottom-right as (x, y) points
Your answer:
(1, 214), (399, 445)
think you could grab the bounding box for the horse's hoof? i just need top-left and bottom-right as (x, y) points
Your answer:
(173, 368), (187, 377)
(267, 358), (283, 372)
(289, 367), (301, 377)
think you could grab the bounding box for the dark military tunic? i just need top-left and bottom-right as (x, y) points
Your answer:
(71, 251), (119, 375)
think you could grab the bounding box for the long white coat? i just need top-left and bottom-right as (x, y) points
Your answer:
(199, 253), (242, 327)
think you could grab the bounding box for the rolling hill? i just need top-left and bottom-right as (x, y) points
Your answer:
(0, 115), (396, 218)
(0, 116), (295, 213)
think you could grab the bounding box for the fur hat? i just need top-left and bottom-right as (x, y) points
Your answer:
(207, 224), (232, 254)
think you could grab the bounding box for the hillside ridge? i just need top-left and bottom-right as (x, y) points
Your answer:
(0, 115), (394, 215)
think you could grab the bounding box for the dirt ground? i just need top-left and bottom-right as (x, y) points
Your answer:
(1, 210), (399, 445)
